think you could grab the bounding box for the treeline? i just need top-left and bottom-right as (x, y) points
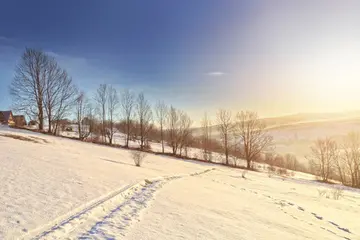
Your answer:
(307, 134), (360, 188)
(10, 48), (276, 170)
(11, 48), (360, 188)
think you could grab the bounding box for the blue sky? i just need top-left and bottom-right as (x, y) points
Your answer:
(1, 1), (360, 122)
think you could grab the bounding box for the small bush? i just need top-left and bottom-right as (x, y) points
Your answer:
(317, 189), (327, 197)
(267, 165), (276, 177)
(131, 151), (147, 167)
(276, 168), (288, 177)
(317, 187), (344, 200)
(242, 170), (248, 179)
(332, 187), (344, 200)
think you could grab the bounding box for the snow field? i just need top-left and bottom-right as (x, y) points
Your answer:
(126, 169), (359, 240)
(1, 126), (359, 239)
(0, 126), (210, 239)
(26, 168), (214, 239)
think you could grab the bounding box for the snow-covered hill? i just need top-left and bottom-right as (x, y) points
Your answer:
(0, 126), (358, 239)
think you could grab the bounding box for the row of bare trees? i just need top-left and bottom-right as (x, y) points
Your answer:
(200, 109), (273, 169)
(72, 83), (194, 155)
(10, 48), (272, 170)
(264, 152), (305, 172)
(10, 48), (77, 134)
(308, 133), (360, 187)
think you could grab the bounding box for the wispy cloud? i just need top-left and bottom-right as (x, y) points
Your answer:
(207, 71), (226, 76)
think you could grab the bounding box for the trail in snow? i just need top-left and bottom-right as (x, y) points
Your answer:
(28, 169), (214, 240)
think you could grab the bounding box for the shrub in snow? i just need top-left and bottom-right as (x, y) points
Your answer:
(131, 151), (147, 167)
(276, 168), (288, 177)
(267, 165), (276, 177)
(317, 187), (344, 200)
(242, 170), (248, 179)
(332, 187), (344, 200)
(317, 189), (327, 198)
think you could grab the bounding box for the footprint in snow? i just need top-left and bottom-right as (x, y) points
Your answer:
(298, 206), (305, 211)
(311, 212), (323, 220)
(329, 222), (352, 234)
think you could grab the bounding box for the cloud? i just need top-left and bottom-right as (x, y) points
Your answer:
(207, 71), (226, 76)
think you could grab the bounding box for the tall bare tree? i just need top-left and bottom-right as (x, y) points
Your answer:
(94, 84), (108, 143)
(284, 153), (298, 171)
(339, 132), (360, 187)
(75, 92), (92, 140)
(155, 101), (168, 153)
(120, 89), (135, 147)
(136, 93), (153, 149)
(167, 106), (180, 154)
(10, 48), (48, 130)
(43, 59), (77, 134)
(235, 111), (273, 169)
(307, 138), (338, 182)
(201, 112), (212, 161)
(178, 111), (193, 157)
(217, 109), (234, 165)
(106, 86), (119, 145)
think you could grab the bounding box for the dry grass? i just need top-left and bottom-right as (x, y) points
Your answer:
(29, 136), (50, 143)
(0, 134), (47, 144)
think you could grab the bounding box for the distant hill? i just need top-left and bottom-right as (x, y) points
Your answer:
(193, 110), (360, 135)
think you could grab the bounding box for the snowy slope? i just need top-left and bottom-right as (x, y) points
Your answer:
(0, 126), (210, 239)
(0, 126), (359, 239)
(126, 169), (359, 240)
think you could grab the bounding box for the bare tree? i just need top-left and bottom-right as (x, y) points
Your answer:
(217, 109), (234, 165)
(106, 86), (119, 145)
(178, 111), (193, 157)
(136, 93), (153, 149)
(94, 84), (108, 143)
(166, 106), (181, 154)
(43, 59), (77, 135)
(285, 153), (298, 171)
(155, 101), (168, 153)
(75, 92), (92, 140)
(338, 132), (360, 187)
(120, 89), (135, 147)
(201, 112), (212, 161)
(307, 138), (338, 182)
(43, 58), (62, 133)
(10, 48), (48, 130)
(235, 111), (273, 169)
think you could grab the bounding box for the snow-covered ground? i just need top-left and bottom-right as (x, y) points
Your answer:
(0, 126), (210, 239)
(0, 126), (359, 239)
(127, 169), (359, 240)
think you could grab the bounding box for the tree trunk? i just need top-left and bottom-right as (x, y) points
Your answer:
(225, 134), (229, 165)
(247, 159), (251, 169)
(48, 116), (52, 133)
(38, 101), (44, 131)
(78, 122), (82, 140)
(161, 126), (164, 153)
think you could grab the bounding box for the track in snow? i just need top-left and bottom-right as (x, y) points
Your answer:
(209, 175), (355, 240)
(26, 168), (214, 240)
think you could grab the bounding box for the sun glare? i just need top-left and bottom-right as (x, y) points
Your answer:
(307, 48), (360, 110)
